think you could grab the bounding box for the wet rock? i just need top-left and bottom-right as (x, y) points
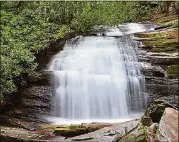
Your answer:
(158, 108), (178, 142)
(141, 100), (176, 125)
(53, 123), (112, 138)
(155, 25), (169, 30)
(140, 116), (153, 127)
(0, 126), (47, 142)
(20, 86), (52, 114)
(140, 52), (178, 66)
(140, 62), (166, 78)
(21, 86), (51, 101)
(149, 123), (158, 134)
(66, 120), (139, 142)
(118, 124), (147, 142)
(154, 15), (178, 29)
(166, 65), (178, 79)
(155, 96), (179, 108)
(146, 84), (179, 108)
(149, 56), (178, 65)
(0, 115), (40, 131)
(54, 126), (89, 138)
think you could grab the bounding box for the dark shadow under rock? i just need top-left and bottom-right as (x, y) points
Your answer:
(141, 99), (177, 125)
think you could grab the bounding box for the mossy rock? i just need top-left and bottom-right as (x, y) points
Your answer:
(142, 38), (178, 53)
(143, 38), (178, 47)
(141, 100), (176, 125)
(53, 123), (111, 137)
(140, 116), (153, 127)
(54, 125), (89, 137)
(135, 29), (178, 39)
(150, 46), (177, 52)
(118, 124), (147, 142)
(155, 15), (178, 28)
(135, 28), (178, 53)
(166, 65), (178, 74)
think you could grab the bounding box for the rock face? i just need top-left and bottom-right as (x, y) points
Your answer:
(134, 26), (178, 108)
(158, 108), (178, 142)
(0, 71), (52, 131)
(20, 85), (52, 114)
(13, 71), (53, 117)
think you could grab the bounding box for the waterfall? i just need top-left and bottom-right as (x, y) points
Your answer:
(48, 23), (155, 123)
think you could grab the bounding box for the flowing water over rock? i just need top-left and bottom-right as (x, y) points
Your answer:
(47, 23), (155, 124)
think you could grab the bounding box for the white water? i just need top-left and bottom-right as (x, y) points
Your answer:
(47, 23), (155, 124)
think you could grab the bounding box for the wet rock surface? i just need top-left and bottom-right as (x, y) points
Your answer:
(66, 120), (139, 142)
(134, 24), (178, 109)
(118, 124), (148, 142)
(19, 85), (52, 115)
(0, 104), (178, 142)
(53, 123), (113, 138)
(0, 126), (56, 142)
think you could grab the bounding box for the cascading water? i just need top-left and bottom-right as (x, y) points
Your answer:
(47, 23), (155, 124)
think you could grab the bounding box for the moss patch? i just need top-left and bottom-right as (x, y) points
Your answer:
(54, 125), (90, 137)
(140, 116), (153, 127)
(53, 123), (111, 137)
(135, 29), (178, 39)
(118, 124), (147, 142)
(135, 28), (178, 53)
(134, 15), (178, 53)
(166, 65), (178, 74)
(154, 15), (178, 28)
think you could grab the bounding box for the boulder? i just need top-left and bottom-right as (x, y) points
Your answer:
(0, 126), (47, 142)
(66, 120), (139, 142)
(0, 115), (40, 131)
(141, 100), (176, 125)
(53, 123), (112, 138)
(118, 124), (147, 142)
(158, 108), (178, 142)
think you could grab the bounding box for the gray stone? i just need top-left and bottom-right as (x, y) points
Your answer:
(65, 120), (139, 142)
(158, 108), (178, 142)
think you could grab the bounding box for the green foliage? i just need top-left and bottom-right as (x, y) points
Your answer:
(55, 25), (71, 39)
(171, 21), (178, 28)
(0, 1), (159, 98)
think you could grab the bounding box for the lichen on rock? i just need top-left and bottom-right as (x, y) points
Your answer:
(53, 123), (112, 138)
(118, 124), (148, 142)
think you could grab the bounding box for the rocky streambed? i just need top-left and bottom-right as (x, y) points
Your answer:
(0, 100), (178, 142)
